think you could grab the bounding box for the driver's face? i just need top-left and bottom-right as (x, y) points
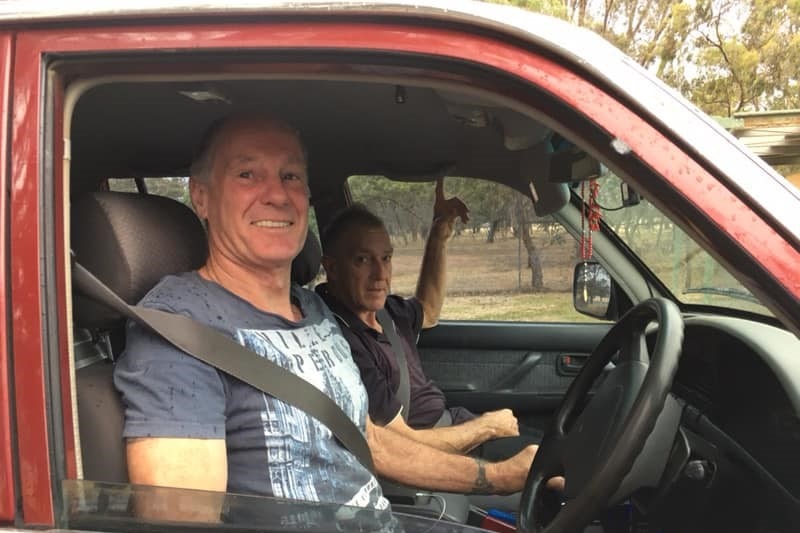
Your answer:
(328, 224), (393, 314)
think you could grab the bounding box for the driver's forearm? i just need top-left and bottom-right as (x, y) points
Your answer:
(368, 420), (516, 494)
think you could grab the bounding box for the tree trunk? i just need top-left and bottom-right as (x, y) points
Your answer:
(486, 219), (501, 243)
(514, 198), (544, 291)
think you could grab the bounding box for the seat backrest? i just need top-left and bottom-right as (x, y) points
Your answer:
(72, 192), (209, 329)
(71, 191), (322, 482)
(72, 191), (209, 482)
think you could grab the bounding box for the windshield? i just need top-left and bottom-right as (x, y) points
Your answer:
(577, 173), (773, 317)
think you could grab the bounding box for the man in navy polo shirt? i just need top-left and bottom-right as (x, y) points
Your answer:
(317, 179), (541, 461)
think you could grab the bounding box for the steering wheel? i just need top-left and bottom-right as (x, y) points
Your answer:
(518, 298), (684, 533)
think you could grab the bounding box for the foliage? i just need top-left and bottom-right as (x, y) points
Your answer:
(348, 175), (568, 291)
(485, 0), (800, 116)
(679, 0), (800, 115)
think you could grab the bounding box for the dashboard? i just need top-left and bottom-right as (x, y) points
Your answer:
(639, 316), (800, 532)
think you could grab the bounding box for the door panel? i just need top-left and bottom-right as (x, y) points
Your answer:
(417, 321), (611, 430)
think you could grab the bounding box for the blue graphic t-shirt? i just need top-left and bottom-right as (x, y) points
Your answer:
(114, 271), (388, 510)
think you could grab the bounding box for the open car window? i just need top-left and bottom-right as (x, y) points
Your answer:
(347, 175), (602, 322)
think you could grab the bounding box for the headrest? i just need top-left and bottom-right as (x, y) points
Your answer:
(72, 191), (322, 328)
(72, 192), (209, 329)
(292, 231), (322, 286)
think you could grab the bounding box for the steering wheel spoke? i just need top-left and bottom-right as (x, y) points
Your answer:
(519, 432), (565, 533)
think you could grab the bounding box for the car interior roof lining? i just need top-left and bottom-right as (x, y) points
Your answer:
(65, 66), (583, 216)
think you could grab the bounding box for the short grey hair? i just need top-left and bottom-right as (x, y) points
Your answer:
(189, 114), (309, 184)
(321, 203), (386, 257)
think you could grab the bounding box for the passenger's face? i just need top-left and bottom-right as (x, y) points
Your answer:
(328, 225), (393, 314)
(191, 119), (309, 272)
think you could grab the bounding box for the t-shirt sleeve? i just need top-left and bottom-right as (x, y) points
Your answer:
(387, 295), (424, 336)
(338, 324), (403, 426)
(113, 306), (227, 440)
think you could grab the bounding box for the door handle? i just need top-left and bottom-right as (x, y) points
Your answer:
(556, 353), (589, 376)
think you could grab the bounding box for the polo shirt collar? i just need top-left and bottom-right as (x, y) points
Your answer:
(315, 282), (383, 338)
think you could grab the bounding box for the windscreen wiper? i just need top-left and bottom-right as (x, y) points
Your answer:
(682, 287), (760, 304)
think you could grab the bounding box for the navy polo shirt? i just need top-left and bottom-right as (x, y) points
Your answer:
(316, 283), (474, 429)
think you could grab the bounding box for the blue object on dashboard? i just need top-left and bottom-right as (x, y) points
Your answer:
(486, 508), (516, 525)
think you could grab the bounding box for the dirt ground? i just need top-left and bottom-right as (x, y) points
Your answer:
(391, 231), (578, 296)
(388, 231), (589, 322)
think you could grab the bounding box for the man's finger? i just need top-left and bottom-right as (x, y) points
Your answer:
(435, 177), (444, 200)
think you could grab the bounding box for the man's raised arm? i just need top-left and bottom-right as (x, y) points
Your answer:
(416, 178), (469, 328)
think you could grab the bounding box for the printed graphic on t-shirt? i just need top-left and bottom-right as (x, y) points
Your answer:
(237, 318), (387, 509)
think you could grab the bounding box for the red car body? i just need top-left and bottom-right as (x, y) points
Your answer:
(0, 1), (797, 531)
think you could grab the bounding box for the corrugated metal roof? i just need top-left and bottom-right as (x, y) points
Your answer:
(733, 110), (800, 166)
(733, 125), (800, 166)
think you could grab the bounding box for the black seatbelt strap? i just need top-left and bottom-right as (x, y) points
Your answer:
(375, 308), (411, 422)
(72, 261), (374, 473)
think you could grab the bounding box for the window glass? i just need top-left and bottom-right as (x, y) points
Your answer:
(578, 172), (773, 317)
(107, 178), (320, 239)
(108, 177), (191, 205)
(346, 176), (596, 322)
(64, 480), (483, 533)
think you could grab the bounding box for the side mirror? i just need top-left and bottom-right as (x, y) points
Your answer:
(573, 261), (612, 318)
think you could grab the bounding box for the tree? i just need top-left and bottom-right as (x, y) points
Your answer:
(485, 0), (800, 116)
(446, 178), (516, 242)
(348, 176), (430, 242)
(684, 0), (800, 115)
(512, 195), (544, 291)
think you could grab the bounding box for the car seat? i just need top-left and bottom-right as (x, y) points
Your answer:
(71, 190), (320, 482)
(71, 192), (467, 522)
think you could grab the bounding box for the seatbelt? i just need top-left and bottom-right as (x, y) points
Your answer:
(434, 410), (453, 427)
(375, 308), (411, 422)
(72, 260), (375, 474)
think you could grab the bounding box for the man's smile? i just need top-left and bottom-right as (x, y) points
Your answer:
(251, 220), (293, 228)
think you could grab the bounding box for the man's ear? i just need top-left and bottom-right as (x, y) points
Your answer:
(321, 254), (337, 281)
(189, 178), (209, 219)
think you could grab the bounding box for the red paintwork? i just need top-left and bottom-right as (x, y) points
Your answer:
(12, 29), (53, 525)
(0, 31), (15, 525)
(7, 18), (799, 527)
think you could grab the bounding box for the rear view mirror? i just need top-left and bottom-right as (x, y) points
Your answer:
(573, 261), (612, 318)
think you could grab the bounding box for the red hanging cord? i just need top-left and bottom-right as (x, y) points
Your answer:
(580, 178), (601, 260)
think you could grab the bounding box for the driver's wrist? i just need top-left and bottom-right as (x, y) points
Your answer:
(485, 461), (515, 494)
(429, 218), (454, 241)
(477, 416), (498, 440)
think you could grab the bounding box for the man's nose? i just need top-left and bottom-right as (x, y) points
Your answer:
(257, 173), (290, 204)
(372, 258), (390, 279)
